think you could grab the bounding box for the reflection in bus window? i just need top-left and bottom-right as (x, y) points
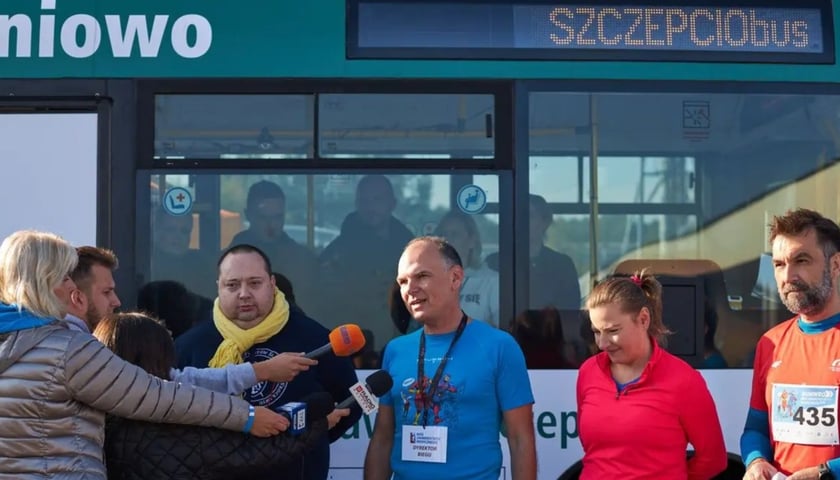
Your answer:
(151, 209), (217, 299)
(154, 95), (314, 160)
(318, 94), (495, 158)
(528, 91), (830, 368)
(318, 174), (415, 345)
(509, 307), (577, 369)
(228, 180), (320, 310)
(434, 210), (500, 327)
(141, 172), (501, 363)
(527, 195), (581, 310)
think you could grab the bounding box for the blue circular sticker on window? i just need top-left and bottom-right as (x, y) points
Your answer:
(162, 187), (193, 216)
(456, 184), (487, 214)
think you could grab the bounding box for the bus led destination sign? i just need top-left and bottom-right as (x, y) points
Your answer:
(348, 1), (834, 63)
(534, 6), (814, 51)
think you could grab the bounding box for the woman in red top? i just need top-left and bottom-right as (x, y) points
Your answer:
(576, 271), (727, 480)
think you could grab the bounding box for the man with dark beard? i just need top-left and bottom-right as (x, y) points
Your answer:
(65, 246), (122, 333)
(741, 209), (840, 480)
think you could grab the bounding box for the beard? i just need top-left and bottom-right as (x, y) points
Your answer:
(779, 265), (833, 315)
(85, 303), (115, 331)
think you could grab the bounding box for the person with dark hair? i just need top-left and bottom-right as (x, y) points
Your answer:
(96, 312), (327, 480)
(0, 230), (290, 479)
(65, 246), (122, 333)
(365, 236), (537, 480)
(526, 194), (581, 309)
(352, 328), (380, 369)
(175, 243), (362, 480)
(509, 308), (575, 369)
(576, 271), (726, 479)
(742, 208), (840, 480)
(137, 280), (213, 339)
(486, 194), (581, 310)
(229, 180), (319, 310)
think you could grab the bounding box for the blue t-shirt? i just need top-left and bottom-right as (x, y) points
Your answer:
(381, 320), (534, 480)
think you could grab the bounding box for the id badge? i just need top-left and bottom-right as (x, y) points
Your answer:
(401, 425), (448, 463)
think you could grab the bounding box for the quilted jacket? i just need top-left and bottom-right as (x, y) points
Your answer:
(105, 418), (329, 480)
(0, 321), (250, 480)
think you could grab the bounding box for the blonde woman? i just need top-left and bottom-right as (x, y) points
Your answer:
(0, 230), (289, 479)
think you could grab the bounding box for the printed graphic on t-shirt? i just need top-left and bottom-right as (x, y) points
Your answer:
(243, 347), (288, 407)
(400, 372), (461, 427)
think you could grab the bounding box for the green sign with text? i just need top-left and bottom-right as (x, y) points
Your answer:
(1, 0), (838, 81)
(0, 0), (349, 77)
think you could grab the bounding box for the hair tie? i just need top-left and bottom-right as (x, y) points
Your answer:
(630, 275), (643, 287)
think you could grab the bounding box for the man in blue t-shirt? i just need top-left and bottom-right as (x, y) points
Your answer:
(364, 236), (537, 480)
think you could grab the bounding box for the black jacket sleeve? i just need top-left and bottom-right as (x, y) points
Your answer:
(106, 418), (328, 480)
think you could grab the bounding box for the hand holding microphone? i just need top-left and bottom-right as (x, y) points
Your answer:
(253, 352), (318, 383)
(337, 370), (394, 414)
(304, 324), (367, 359)
(276, 391), (335, 435)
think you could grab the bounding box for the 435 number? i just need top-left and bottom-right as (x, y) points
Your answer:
(793, 406), (836, 427)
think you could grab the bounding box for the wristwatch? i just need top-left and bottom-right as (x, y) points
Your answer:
(819, 463), (834, 480)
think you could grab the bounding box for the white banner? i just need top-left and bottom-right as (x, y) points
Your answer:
(328, 369), (750, 480)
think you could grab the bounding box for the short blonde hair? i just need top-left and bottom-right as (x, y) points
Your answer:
(0, 230), (78, 319)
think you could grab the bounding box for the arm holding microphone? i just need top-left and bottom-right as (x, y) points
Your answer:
(105, 392), (335, 480)
(170, 352), (318, 395)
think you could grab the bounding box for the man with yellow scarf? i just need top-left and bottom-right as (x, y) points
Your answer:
(176, 244), (362, 480)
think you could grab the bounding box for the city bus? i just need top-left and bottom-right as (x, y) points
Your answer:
(1, 0), (839, 478)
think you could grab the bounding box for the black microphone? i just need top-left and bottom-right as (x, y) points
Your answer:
(337, 370), (393, 411)
(277, 391), (334, 435)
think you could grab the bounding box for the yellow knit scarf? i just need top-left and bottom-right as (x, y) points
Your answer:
(208, 288), (289, 368)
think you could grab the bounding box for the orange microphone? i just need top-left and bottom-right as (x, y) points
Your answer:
(304, 324), (366, 359)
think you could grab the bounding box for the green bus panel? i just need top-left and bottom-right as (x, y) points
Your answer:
(0, 0), (837, 81)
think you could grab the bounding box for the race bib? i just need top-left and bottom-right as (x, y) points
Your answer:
(401, 425), (448, 463)
(771, 383), (839, 445)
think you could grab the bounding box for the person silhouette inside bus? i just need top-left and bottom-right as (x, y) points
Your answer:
(435, 210), (499, 327)
(577, 272), (726, 479)
(151, 207), (216, 298)
(319, 175), (413, 336)
(487, 194), (581, 310)
(741, 209), (840, 480)
(526, 194), (581, 309)
(230, 181), (318, 308)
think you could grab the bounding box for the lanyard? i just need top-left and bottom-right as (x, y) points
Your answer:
(417, 312), (468, 428)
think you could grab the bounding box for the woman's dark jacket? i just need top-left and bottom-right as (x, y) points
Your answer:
(105, 417), (328, 480)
